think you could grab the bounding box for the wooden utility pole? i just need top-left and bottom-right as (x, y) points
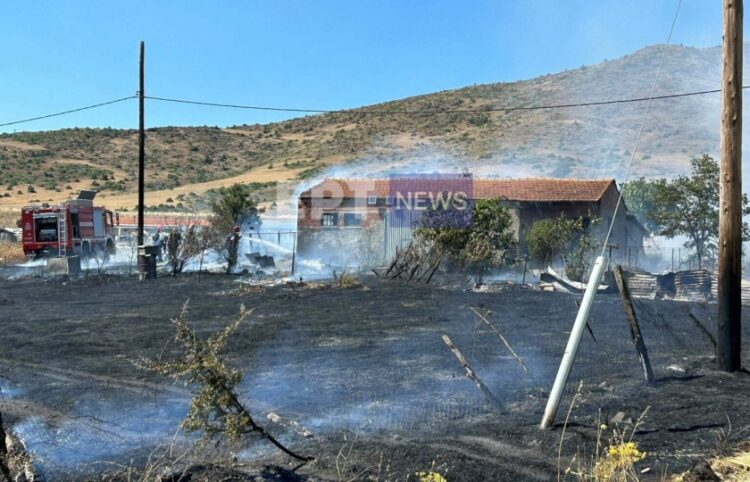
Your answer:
(137, 41), (146, 248)
(613, 265), (654, 383)
(718, 0), (743, 372)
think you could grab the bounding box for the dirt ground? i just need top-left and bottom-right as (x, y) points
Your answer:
(0, 272), (748, 481)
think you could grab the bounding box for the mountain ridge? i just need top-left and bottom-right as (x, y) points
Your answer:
(0, 42), (737, 210)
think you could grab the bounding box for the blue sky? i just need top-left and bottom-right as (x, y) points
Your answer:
(1, 1), (724, 133)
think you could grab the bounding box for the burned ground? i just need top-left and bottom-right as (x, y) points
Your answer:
(0, 273), (748, 481)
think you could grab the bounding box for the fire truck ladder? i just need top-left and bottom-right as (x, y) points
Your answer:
(57, 207), (67, 257)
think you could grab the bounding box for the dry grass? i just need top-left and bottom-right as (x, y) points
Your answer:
(332, 270), (360, 288)
(710, 443), (750, 481)
(558, 402), (651, 482)
(0, 210), (18, 228)
(0, 241), (25, 265)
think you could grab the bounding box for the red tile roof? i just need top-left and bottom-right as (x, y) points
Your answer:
(301, 178), (616, 202)
(117, 214), (211, 227)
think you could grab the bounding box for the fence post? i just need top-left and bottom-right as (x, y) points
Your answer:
(671, 248), (674, 272)
(612, 265), (654, 384)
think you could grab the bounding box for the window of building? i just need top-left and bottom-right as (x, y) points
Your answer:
(344, 213), (362, 226)
(367, 195), (378, 206)
(321, 212), (337, 227)
(385, 195), (395, 206)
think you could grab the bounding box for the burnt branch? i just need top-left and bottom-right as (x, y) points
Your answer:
(470, 307), (528, 375)
(442, 335), (502, 410)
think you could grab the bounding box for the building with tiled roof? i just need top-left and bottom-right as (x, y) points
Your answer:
(297, 177), (646, 267)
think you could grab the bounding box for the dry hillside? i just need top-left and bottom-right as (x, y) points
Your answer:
(0, 43), (732, 211)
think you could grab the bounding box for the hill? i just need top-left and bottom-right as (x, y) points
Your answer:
(0, 43), (731, 211)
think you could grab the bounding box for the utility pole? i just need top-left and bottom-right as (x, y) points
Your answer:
(137, 41), (146, 248)
(718, 0), (743, 372)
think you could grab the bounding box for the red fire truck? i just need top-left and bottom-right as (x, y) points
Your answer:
(21, 190), (117, 260)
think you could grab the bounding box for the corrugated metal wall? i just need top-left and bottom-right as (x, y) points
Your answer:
(383, 210), (421, 263)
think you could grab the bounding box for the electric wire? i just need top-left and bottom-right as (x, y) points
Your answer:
(146, 86), (735, 115)
(0, 96), (136, 128)
(0, 82), (744, 129)
(600, 0), (683, 257)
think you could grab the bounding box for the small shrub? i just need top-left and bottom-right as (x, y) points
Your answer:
(137, 302), (313, 461)
(417, 471), (448, 482)
(332, 270), (359, 288)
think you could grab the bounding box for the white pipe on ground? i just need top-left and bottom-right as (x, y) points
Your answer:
(540, 255), (607, 429)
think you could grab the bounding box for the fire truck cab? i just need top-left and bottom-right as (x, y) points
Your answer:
(21, 190), (116, 260)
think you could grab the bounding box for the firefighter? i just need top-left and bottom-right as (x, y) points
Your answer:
(152, 227), (164, 262)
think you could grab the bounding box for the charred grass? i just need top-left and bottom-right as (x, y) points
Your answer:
(0, 274), (748, 480)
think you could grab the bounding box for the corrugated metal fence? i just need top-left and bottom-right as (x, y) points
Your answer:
(625, 269), (750, 304)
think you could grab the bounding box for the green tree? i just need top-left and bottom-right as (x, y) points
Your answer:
(525, 214), (600, 281)
(417, 198), (516, 283)
(647, 154), (750, 269)
(563, 229), (599, 282)
(210, 183), (258, 231)
(525, 215), (582, 266)
(621, 177), (668, 234)
(209, 183), (258, 272)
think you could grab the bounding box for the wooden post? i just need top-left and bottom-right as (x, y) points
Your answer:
(137, 41), (146, 248)
(442, 335), (502, 410)
(718, 0), (743, 372)
(613, 265), (654, 383)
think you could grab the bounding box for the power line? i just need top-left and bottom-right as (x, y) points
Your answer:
(0, 96), (136, 128)
(601, 0), (682, 256)
(0, 82), (745, 129)
(145, 96), (333, 113)
(146, 86), (739, 115)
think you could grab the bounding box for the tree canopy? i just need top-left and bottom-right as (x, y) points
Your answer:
(638, 154), (750, 269)
(525, 215), (583, 266)
(209, 183), (259, 232)
(416, 198), (516, 281)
